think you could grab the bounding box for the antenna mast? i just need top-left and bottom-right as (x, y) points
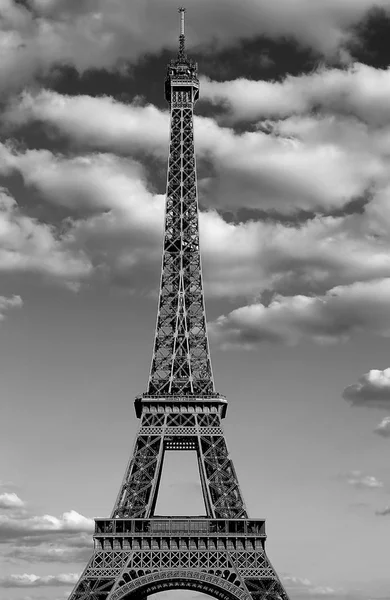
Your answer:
(178, 6), (186, 59)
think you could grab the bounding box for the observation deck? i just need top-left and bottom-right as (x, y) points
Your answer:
(95, 518), (266, 538)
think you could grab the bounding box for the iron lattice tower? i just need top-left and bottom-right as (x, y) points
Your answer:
(67, 9), (291, 600)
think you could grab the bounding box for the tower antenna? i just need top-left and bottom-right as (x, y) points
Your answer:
(178, 6), (186, 59)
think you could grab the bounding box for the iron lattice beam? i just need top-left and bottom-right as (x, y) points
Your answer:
(147, 47), (214, 396)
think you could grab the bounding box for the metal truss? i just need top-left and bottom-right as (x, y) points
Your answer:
(147, 21), (214, 397)
(67, 9), (291, 600)
(68, 518), (289, 600)
(110, 410), (247, 520)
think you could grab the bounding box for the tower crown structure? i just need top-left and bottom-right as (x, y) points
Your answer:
(164, 7), (199, 103)
(67, 9), (291, 600)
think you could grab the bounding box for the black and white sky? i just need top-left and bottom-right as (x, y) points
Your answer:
(1, 1), (390, 600)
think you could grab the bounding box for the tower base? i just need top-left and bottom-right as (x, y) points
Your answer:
(68, 518), (289, 600)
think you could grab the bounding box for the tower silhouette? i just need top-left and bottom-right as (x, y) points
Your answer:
(67, 8), (290, 600)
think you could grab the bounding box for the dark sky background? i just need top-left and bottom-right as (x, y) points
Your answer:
(1, 1), (390, 599)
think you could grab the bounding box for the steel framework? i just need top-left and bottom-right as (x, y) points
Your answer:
(67, 8), (290, 600)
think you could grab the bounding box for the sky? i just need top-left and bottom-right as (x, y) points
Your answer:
(1, 0), (390, 599)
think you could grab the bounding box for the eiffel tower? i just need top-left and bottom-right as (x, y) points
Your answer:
(68, 8), (290, 600)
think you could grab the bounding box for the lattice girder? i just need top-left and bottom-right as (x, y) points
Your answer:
(110, 411), (247, 520)
(68, 518), (288, 600)
(148, 99), (214, 396)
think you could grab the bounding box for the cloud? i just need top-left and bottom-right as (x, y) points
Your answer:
(0, 492), (24, 509)
(375, 506), (390, 516)
(3, 90), (385, 214)
(5, 538), (92, 564)
(283, 576), (343, 598)
(309, 587), (339, 596)
(0, 145), (158, 215)
(0, 572), (79, 588)
(209, 278), (390, 347)
(0, 295), (22, 322)
(0, 187), (92, 287)
(4, 100), (390, 299)
(3, 91), (169, 159)
(2, 135), (387, 299)
(345, 471), (383, 489)
(7, 142), (390, 299)
(4, 94), (390, 306)
(283, 575), (312, 588)
(0, 147), (164, 291)
(1, 0), (390, 93)
(374, 417), (390, 438)
(343, 369), (390, 409)
(0, 509), (94, 542)
(200, 63), (390, 126)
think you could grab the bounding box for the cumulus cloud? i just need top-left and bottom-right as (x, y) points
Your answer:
(209, 278), (390, 347)
(0, 186), (92, 287)
(2, 135), (389, 299)
(0, 145), (159, 215)
(200, 63), (390, 126)
(3, 91), (169, 158)
(0, 0), (389, 93)
(0, 492), (24, 509)
(3, 91), (385, 213)
(0, 509), (94, 542)
(345, 471), (383, 489)
(283, 576), (342, 598)
(309, 587), (339, 596)
(4, 87), (390, 317)
(200, 210), (390, 298)
(374, 417), (390, 438)
(343, 369), (390, 409)
(5, 538), (92, 564)
(283, 576), (312, 589)
(0, 572), (79, 587)
(0, 295), (22, 322)
(0, 147), (165, 290)
(4, 140), (390, 299)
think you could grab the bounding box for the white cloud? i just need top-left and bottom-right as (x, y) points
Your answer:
(0, 295), (22, 322)
(0, 509), (94, 541)
(6, 141), (390, 299)
(343, 369), (390, 409)
(283, 576), (343, 598)
(4, 93), (390, 310)
(0, 145), (157, 214)
(309, 587), (339, 596)
(209, 279), (390, 347)
(200, 63), (390, 126)
(0, 187), (92, 287)
(346, 471), (384, 489)
(283, 575), (312, 588)
(3, 91), (169, 159)
(0, 0), (389, 93)
(2, 132), (390, 305)
(4, 99), (390, 294)
(0, 148), (164, 290)
(374, 417), (390, 438)
(0, 572), (79, 587)
(4, 90), (385, 213)
(0, 492), (24, 509)
(6, 539), (92, 563)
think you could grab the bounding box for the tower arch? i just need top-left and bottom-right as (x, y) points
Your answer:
(110, 569), (250, 600)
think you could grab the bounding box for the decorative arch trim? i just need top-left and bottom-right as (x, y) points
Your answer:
(109, 569), (251, 600)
